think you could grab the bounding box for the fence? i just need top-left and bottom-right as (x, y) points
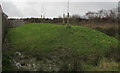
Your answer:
(0, 6), (25, 44)
(10, 20), (25, 28)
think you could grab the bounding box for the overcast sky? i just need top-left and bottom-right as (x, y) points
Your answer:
(0, 0), (119, 18)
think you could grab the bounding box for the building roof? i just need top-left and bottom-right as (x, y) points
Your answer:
(0, 5), (8, 18)
(0, 5), (3, 14)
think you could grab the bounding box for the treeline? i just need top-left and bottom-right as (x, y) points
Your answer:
(9, 7), (119, 24)
(65, 7), (118, 24)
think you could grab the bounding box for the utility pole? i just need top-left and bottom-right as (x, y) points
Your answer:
(41, 14), (42, 23)
(67, 0), (71, 28)
(63, 14), (65, 24)
(41, 15), (42, 19)
(43, 16), (45, 23)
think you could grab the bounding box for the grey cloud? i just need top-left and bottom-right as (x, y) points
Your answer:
(1, 2), (118, 18)
(1, 2), (23, 17)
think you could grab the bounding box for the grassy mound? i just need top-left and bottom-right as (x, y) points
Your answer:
(7, 23), (118, 55)
(5, 23), (119, 71)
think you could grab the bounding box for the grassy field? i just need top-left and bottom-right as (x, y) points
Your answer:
(3, 23), (119, 71)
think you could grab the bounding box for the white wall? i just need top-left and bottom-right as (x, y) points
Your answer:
(0, 9), (2, 72)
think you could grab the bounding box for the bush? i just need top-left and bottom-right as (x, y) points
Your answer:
(2, 54), (13, 71)
(94, 58), (119, 71)
(106, 45), (120, 61)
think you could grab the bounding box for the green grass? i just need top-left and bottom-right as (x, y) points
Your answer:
(6, 23), (118, 56)
(5, 23), (119, 71)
